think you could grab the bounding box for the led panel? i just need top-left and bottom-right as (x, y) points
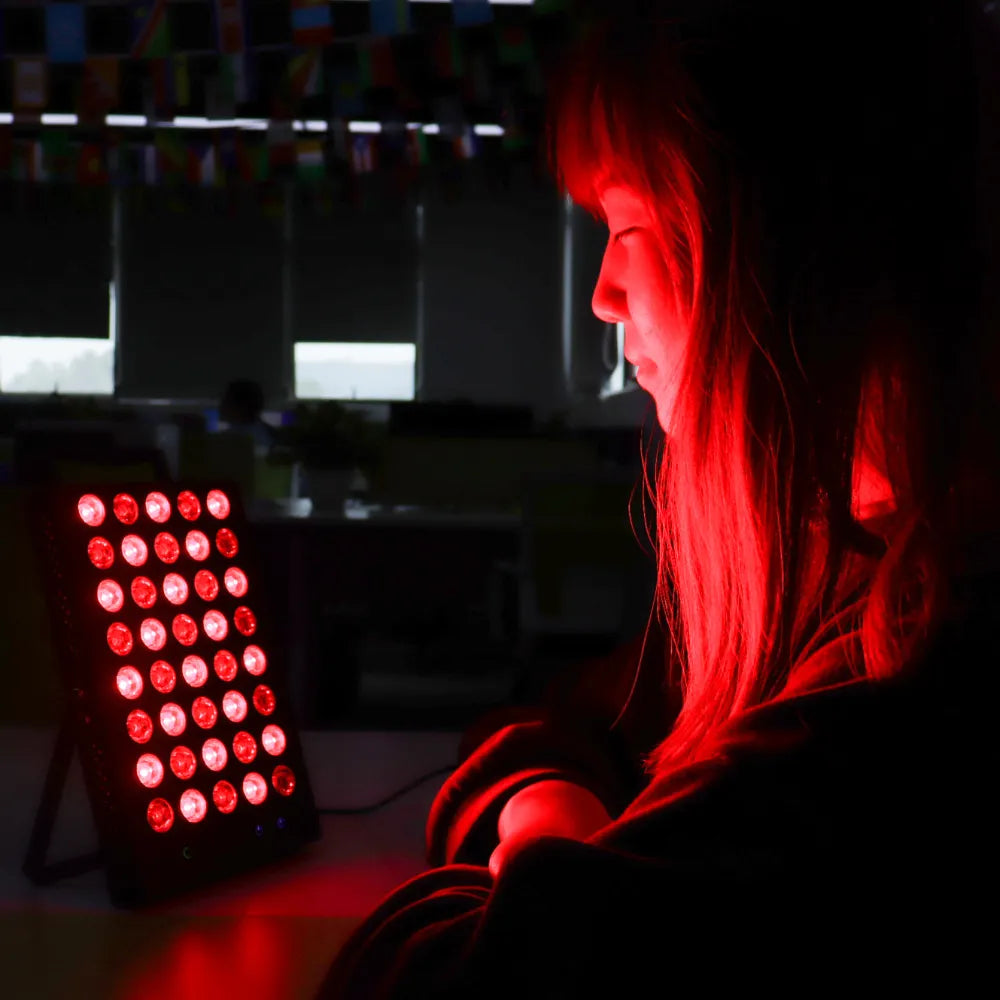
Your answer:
(32, 485), (320, 907)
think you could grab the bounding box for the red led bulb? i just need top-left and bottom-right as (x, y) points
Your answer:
(242, 772), (267, 805)
(232, 731), (257, 764)
(97, 579), (124, 613)
(181, 655), (208, 687)
(121, 535), (148, 567)
(162, 573), (189, 605)
(154, 532), (180, 564)
(172, 614), (198, 646)
(78, 494), (105, 527)
(272, 765), (296, 797)
(185, 531), (210, 562)
(147, 797), (174, 832)
(159, 702), (186, 737)
(88, 537), (115, 570)
(213, 780), (238, 814)
(177, 491), (201, 521)
(253, 684), (276, 716)
(140, 618), (167, 651)
(243, 645), (266, 676)
(136, 753), (164, 789)
(127, 709), (153, 744)
(223, 566), (248, 598)
(233, 606), (256, 636)
(113, 493), (139, 525)
(116, 665), (143, 700)
(149, 660), (176, 694)
(261, 724), (286, 756)
(169, 745), (197, 780)
(145, 491), (171, 523)
(206, 489), (231, 519)
(131, 576), (157, 609)
(202, 738), (228, 771)
(191, 696), (218, 729)
(214, 650), (238, 682)
(179, 788), (207, 823)
(222, 690), (248, 723)
(216, 528), (239, 558)
(107, 622), (134, 656)
(194, 570), (219, 601)
(203, 610), (228, 641)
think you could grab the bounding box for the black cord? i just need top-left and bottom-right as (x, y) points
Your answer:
(318, 764), (456, 816)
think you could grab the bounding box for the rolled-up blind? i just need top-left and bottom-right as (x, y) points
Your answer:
(0, 185), (111, 338)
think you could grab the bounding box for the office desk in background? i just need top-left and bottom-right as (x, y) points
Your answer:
(0, 726), (461, 1000)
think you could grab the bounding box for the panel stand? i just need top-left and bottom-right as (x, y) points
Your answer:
(22, 709), (103, 886)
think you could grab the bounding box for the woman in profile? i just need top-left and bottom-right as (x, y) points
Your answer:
(319, 1), (999, 994)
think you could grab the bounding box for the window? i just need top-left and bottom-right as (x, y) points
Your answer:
(293, 342), (415, 401)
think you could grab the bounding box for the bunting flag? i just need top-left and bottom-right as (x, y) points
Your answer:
(358, 39), (397, 89)
(495, 25), (535, 66)
(452, 0), (493, 29)
(46, 3), (86, 64)
(192, 140), (218, 187)
(370, 0), (411, 38)
(79, 57), (121, 123)
(13, 58), (48, 112)
(349, 134), (376, 175)
(296, 138), (325, 183)
(431, 27), (466, 78)
(291, 1), (334, 48)
(150, 55), (191, 116)
(213, 0), (248, 54)
(130, 1), (171, 60)
(287, 48), (324, 103)
(78, 142), (109, 186)
(453, 125), (479, 161)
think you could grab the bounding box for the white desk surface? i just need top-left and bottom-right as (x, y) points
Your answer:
(0, 726), (461, 1000)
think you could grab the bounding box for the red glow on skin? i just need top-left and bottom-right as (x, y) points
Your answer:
(154, 532), (180, 564)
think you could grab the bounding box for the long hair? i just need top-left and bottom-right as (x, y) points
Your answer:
(546, 0), (1000, 772)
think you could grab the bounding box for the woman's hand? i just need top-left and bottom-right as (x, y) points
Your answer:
(488, 780), (612, 878)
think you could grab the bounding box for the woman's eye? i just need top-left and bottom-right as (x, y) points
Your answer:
(613, 226), (640, 245)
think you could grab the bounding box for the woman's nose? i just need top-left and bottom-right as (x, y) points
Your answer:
(591, 256), (628, 325)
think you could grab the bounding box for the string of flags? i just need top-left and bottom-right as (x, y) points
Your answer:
(0, 1), (572, 193)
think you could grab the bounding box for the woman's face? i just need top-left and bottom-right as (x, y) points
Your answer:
(591, 182), (692, 432)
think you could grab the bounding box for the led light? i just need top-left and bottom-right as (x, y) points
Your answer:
(233, 730), (257, 764)
(113, 493), (139, 525)
(116, 665), (144, 700)
(233, 606), (257, 636)
(172, 614), (198, 646)
(136, 753), (164, 789)
(185, 531), (210, 561)
(177, 491), (201, 520)
(194, 570), (219, 601)
(214, 650), (238, 681)
(216, 528), (239, 558)
(253, 684), (276, 716)
(223, 566), (248, 598)
(122, 535), (148, 567)
(159, 702), (186, 737)
(140, 618), (167, 651)
(97, 579), (125, 612)
(242, 772), (267, 805)
(145, 491), (171, 523)
(192, 695), (218, 729)
(206, 489), (231, 519)
(272, 766), (296, 797)
(150, 660), (176, 694)
(222, 690), (248, 723)
(127, 709), (153, 744)
(213, 780), (238, 814)
(131, 576), (157, 609)
(180, 788), (207, 823)
(88, 537), (115, 569)
(243, 645), (266, 676)
(147, 797), (174, 832)
(78, 494), (106, 526)
(154, 532), (180, 564)
(170, 745), (197, 780)
(261, 724), (286, 756)
(202, 738), (228, 771)
(203, 610), (228, 641)
(181, 654), (208, 687)
(163, 573), (189, 605)
(108, 622), (134, 656)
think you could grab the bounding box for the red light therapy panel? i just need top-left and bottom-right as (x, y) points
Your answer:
(33, 486), (320, 907)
